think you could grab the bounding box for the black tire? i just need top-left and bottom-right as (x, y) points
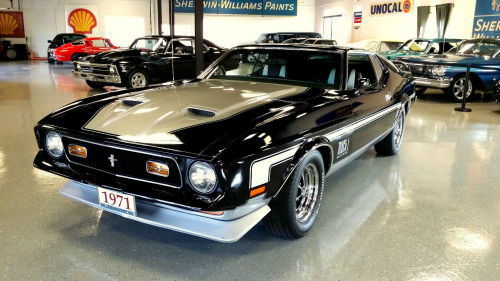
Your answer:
(126, 70), (149, 89)
(47, 53), (55, 64)
(445, 74), (475, 102)
(5, 48), (17, 60)
(85, 80), (105, 89)
(415, 87), (427, 95)
(71, 53), (86, 61)
(375, 107), (405, 156)
(264, 150), (325, 239)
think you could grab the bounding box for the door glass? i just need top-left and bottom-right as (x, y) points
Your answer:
(347, 53), (377, 89)
(167, 39), (195, 54)
(369, 55), (385, 82)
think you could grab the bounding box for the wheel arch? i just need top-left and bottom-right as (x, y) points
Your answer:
(451, 72), (484, 91)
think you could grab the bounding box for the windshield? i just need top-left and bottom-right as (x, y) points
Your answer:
(455, 40), (500, 56)
(131, 38), (161, 50)
(61, 34), (85, 44)
(207, 49), (342, 89)
(380, 41), (402, 52)
(398, 39), (431, 52)
(256, 34), (268, 43)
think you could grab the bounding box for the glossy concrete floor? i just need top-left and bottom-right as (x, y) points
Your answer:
(1, 60), (500, 281)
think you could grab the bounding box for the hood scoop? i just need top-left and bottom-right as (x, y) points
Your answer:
(121, 98), (145, 107)
(187, 107), (215, 117)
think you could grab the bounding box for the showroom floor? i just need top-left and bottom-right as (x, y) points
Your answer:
(1, 60), (500, 281)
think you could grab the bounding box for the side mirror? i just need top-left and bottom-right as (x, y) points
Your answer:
(358, 77), (370, 87)
(47, 40), (52, 43)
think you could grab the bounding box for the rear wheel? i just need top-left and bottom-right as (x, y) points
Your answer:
(126, 70), (149, 89)
(375, 107), (405, 156)
(445, 75), (474, 102)
(85, 80), (105, 89)
(5, 48), (17, 59)
(264, 150), (324, 238)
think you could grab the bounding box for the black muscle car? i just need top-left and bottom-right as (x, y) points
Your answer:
(72, 35), (225, 89)
(34, 44), (415, 242)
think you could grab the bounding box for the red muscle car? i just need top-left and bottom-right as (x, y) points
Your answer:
(53, 37), (118, 62)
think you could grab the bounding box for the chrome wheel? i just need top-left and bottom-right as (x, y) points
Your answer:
(296, 163), (320, 223)
(5, 49), (17, 59)
(453, 77), (472, 100)
(393, 109), (404, 149)
(130, 72), (147, 88)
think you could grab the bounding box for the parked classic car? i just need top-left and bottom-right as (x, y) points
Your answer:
(53, 37), (118, 62)
(33, 44), (415, 242)
(344, 39), (403, 53)
(302, 38), (337, 45)
(47, 33), (87, 63)
(382, 38), (462, 60)
(0, 38), (28, 60)
(395, 38), (500, 101)
(282, 37), (307, 43)
(72, 36), (225, 89)
(255, 32), (321, 43)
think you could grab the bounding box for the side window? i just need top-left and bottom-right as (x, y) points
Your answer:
(369, 55), (385, 82)
(346, 53), (377, 89)
(91, 39), (107, 47)
(168, 39), (195, 54)
(428, 42), (440, 54)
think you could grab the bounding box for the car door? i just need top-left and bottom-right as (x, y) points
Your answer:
(344, 51), (395, 152)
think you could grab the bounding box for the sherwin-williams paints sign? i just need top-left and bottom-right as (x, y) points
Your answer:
(370, 0), (413, 15)
(174, 0), (297, 16)
(472, 0), (499, 38)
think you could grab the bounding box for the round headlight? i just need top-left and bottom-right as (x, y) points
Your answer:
(76, 64), (82, 71)
(109, 66), (116, 74)
(45, 131), (64, 158)
(188, 161), (217, 194)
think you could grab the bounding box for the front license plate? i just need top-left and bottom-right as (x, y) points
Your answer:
(97, 187), (137, 216)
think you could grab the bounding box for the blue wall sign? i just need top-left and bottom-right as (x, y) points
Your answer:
(471, 0), (500, 38)
(174, 0), (297, 16)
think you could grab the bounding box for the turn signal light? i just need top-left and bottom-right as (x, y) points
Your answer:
(68, 144), (87, 158)
(250, 185), (266, 198)
(146, 161), (169, 177)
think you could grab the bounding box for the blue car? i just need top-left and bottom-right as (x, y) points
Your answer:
(381, 38), (462, 60)
(395, 38), (500, 102)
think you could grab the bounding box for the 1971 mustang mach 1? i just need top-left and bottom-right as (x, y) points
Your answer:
(33, 44), (415, 242)
(72, 36), (225, 89)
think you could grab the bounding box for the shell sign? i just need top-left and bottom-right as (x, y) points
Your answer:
(68, 8), (97, 34)
(0, 11), (25, 38)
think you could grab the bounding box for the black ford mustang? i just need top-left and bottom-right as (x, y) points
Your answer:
(72, 35), (225, 89)
(34, 44), (415, 242)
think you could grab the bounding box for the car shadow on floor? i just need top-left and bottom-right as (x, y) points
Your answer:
(50, 150), (404, 279)
(418, 90), (495, 104)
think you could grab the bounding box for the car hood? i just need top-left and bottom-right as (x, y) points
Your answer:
(78, 79), (308, 156)
(397, 53), (500, 65)
(82, 48), (147, 63)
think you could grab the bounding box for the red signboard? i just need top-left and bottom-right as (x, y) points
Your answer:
(0, 11), (25, 38)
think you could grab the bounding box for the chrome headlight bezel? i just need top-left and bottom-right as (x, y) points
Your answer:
(431, 65), (446, 76)
(76, 63), (82, 71)
(188, 161), (218, 194)
(45, 131), (64, 159)
(109, 65), (116, 74)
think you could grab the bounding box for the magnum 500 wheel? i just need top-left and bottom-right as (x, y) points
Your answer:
(375, 107), (406, 156)
(264, 150), (325, 238)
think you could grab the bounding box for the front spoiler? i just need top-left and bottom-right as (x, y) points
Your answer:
(60, 180), (270, 243)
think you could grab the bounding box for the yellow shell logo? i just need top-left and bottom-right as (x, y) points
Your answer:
(68, 8), (96, 34)
(0, 13), (19, 35)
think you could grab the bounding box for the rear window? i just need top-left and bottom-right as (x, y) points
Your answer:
(208, 49), (342, 89)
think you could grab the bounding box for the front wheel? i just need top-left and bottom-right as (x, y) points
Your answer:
(375, 107), (405, 156)
(5, 48), (17, 59)
(85, 80), (105, 89)
(126, 70), (149, 89)
(264, 150), (325, 239)
(445, 75), (474, 102)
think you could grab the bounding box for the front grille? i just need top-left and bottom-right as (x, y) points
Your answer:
(80, 64), (110, 75)
(62, 136), (182, 189)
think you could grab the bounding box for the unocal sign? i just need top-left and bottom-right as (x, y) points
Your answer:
(472, 0), (500, 38)
(370, 0), (413, 15)
(174, 0), (297, 16)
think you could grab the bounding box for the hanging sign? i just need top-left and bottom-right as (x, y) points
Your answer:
(353, 5), (363, 27)
(65, 5), (99, 35)
(0, 11), (25, 38)
(370, 0), (412, 15)
(471, 0), (500, 38)
(174, 0), (297, 16)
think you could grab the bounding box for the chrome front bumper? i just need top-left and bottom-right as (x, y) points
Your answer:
(59, 180), (270, 243)
(72, 71), (122, 84)
(414, 76), (452, 89)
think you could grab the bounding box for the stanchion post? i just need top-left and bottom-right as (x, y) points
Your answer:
(454, 64), (472, 112)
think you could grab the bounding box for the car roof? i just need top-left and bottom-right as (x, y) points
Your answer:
(260, 32), (321, 35)
(85, 37), (110, 40)
(235, 43), (358, 52)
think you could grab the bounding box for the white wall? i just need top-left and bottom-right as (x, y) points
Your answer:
(315, 0), (477, 44)
(158, 0), (316, 48)
(20, 0), (153, 57)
